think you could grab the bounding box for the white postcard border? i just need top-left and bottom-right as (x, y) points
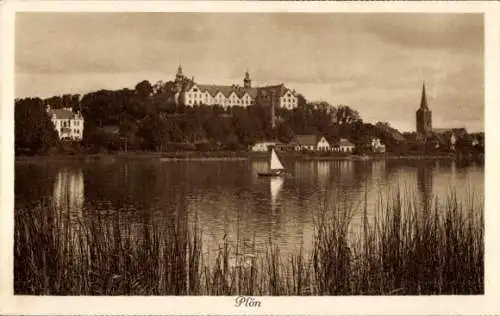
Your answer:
(1, 1), (499, 315)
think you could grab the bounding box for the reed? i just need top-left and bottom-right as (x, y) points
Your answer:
(14, 189), (483, 295)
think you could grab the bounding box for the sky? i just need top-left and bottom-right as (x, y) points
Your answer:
(15, 13), (484, 132)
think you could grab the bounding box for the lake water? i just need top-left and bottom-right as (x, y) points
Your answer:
(15, 158), (484, 259)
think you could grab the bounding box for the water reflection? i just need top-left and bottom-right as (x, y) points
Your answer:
(251, 160), (268, 182)
(15, 159), (484, 260)
(270, 176), (284, 211)
(316, 161), (330, 185)
(53, 168), (84, 220)
(371, 160), (386, 184)
(416, 161), (434, 211)
(338, 160), (355, 183)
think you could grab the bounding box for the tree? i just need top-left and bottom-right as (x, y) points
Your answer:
(375, 121), (391, 129)
(119, 119), (139, 150)
(15, 98), (59, 155)
(138, 115), (169, 151)
(297, 94), (307, 108)
(276, 122), (294, 143)
(86, 129), (120, 152)
(135, 80), (153, 99)
(333, 105), (361, 126)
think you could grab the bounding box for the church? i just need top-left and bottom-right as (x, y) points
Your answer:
(416, 83), (433, 136)
(170, 65), (299, 110)
(415, 83), (467, 149)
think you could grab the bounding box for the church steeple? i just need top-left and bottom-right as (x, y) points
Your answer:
(244, 69), (252, 88)
(420, 82), (428, 109)
(416, 82), (432, 136)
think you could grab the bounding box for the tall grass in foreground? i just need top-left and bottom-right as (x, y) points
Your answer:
(14, 190), (483, 295)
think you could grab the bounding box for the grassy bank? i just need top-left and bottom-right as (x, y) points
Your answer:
(14, 191), (483, 295)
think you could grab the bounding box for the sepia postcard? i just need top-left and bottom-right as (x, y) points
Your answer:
(1, 1), (500, 315)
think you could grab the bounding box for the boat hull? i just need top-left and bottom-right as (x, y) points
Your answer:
(258, 170), (286, 177)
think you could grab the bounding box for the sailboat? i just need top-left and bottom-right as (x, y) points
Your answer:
(258, 148), (287, 177)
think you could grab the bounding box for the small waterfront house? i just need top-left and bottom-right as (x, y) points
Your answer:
(274, 141), (292, 152)
(252, 141), (276, 152)
(292, 135), (331, 152)
(316, 136), (331, 151)
(333, 138), (355, 153)
(370, 137), (386, 153)
(46, 105), (84, 141)
(432, 128), (468, 150)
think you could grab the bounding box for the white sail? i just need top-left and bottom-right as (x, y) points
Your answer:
(269, 148), (285, 170)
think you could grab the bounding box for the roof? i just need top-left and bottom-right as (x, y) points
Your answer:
(253, 141), (276, 145)
(433, 127), (468, 137)
(337, 138), (355, 147)
(257, 84), (295, 98)
(184, 81), (294, 100)
(420, 83), (429, 109)
(48, 108), (75, 120)
(452, 127), (467, 133)
(376, 125), (406, 142)
(433, 128), (452, 134)
(100, 125), (120, 135)
(187, 83), (258, 99)
(293, 135), (319, 146)
(246, 88), (259, 98)
(429, 132), (448, 145)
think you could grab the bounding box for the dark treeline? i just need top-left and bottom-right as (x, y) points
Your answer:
(15, 79), (484, 158)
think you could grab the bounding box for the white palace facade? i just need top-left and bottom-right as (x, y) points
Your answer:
(46, 105), (85, 141)
(171, 66), (299, 110)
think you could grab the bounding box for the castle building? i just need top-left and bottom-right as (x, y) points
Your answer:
(46, 105), (85, 141)
(416, 83), (432, 136)
(171, 66), (298, 109)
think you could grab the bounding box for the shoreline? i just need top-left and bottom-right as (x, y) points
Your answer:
(14, 152), (462, 163)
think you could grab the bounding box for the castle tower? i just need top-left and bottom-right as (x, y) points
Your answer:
(416, 83), (432, 136)
(244, 69), (252, 88)
(176, 64), (184, 82)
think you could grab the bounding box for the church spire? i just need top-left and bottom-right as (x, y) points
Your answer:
(420, 82), (428, 109)
(416, 82), (432, 136)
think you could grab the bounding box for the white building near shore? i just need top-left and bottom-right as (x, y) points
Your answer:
(251, 141), (276, 152)
(46, 105), (85, 141)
